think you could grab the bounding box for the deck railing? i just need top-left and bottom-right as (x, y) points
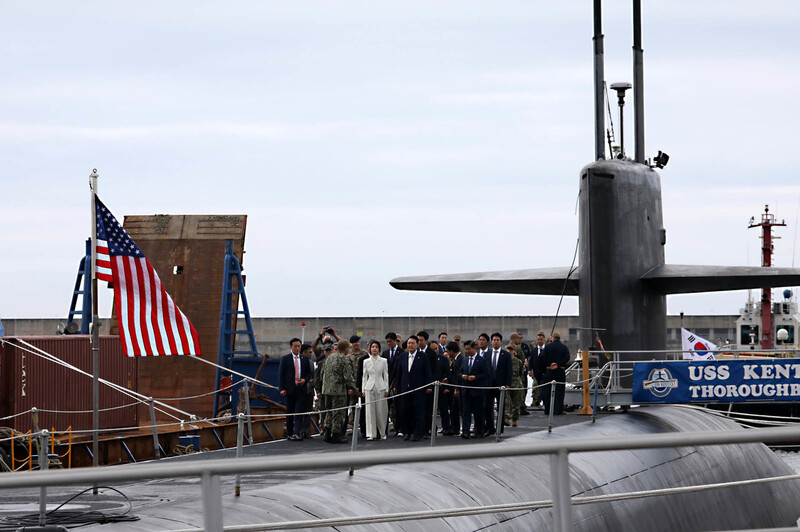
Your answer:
(1, 423), (799, 531)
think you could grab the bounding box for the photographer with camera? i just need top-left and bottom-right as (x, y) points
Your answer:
(312, 326), (343, 358)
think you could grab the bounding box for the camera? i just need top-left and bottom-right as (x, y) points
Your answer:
(325, 326), (335, 334)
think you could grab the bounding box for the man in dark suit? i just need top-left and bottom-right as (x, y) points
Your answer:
(459, 340), (490, 438)
(381, 332), (402, 433)
(437, 332), (448, 355)
(433, 344), (452, 435)
(537, 331), (571, 415)
(394, 336), (432, 441)
(278, 338), (313, 441)
(485, 332), (513, 435)
(416, 331), (439, 436)
(528, 330), (547, 408)
(443, 341), (463, 435)
(476, 333), (491, 359)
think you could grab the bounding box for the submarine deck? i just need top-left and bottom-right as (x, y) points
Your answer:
(0, 407), (616, 530)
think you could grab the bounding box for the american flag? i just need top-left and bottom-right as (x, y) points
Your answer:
(95, 197), (201, 357)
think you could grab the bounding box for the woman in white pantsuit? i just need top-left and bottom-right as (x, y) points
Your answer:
(362, 340), (389, 440)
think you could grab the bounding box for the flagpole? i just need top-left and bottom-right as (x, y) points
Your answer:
(89, 169), (100, 483)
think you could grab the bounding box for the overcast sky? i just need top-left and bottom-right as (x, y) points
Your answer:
(2, 1), (800, 321)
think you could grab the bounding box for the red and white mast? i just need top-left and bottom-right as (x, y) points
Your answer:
(748, 205), (785, 349)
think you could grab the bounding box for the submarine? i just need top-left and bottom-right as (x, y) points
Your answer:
(379, 0), (800, 529)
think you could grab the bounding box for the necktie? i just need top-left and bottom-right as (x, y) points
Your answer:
(408, 353), (414, 372)
(468, 357), (473, 372)
(493, 350), (498, 370)
(538, 346), (542, 355)
(294, 355), (301, 384)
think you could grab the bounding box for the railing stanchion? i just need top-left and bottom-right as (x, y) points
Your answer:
(149, 397), (160, 460)
(38, 429), (49, 526)
(548, 381), (556, 432)
(496, 387), (506, 442)
(592, 380), (599, 423)
(235, 412), (245, 496)
(350, 397), (361, 475)
(244, 380), (254, 444)
(430, 381), (440, 446)
(201, 471), (223, 531)
(549, 448), (573, 532)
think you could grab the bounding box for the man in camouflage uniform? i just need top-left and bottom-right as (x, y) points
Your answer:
(313, 340), (335, 429)
(321, 339), (355, 443)
(504, 343), (525, 427)
(345, 335), (365, 429)
(510, 332), (531, 416)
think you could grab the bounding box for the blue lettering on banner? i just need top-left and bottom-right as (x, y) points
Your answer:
(633, 359), (800, 403)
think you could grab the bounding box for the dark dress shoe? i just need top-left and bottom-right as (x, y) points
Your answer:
(411, 434), (421, 441)
(461, 433), (471, 440)
(403, 434), (411, 441)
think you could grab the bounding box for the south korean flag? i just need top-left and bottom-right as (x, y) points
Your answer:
(681, 328), (717, 360)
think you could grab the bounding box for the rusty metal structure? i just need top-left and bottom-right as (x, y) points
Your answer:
(0, 336), (137, 433)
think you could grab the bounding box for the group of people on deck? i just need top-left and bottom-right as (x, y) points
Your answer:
(277, 327), (571, 443)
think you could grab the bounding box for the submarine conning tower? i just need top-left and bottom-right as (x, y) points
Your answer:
(579, 158), (667, 362)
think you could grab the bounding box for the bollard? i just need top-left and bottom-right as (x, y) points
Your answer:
(244, 381), (254, 445)
(578, 350), (593, 415)
(235, 413), (244, 496)
(548, 380), (556, 432)
(496, 387), (506, 442)
(349, 398), (361, 475)
(430, 382), (440, 447)
(39, 430), (49, 526)
(149, 398), (160, 460)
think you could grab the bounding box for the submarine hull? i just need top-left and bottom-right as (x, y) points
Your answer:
(204, 406), (800, 531)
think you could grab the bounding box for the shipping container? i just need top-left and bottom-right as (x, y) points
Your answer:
(0, 336), (138, 434)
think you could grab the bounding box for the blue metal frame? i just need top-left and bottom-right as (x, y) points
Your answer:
(66, 239), (92, 334)
(211, 429), (225, 450)
(119, 439), (136, 463)
(213, 240), (260, 418)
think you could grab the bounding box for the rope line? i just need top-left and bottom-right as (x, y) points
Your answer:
(191, 355), (279, 391)
(9, 339), (194, 422)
